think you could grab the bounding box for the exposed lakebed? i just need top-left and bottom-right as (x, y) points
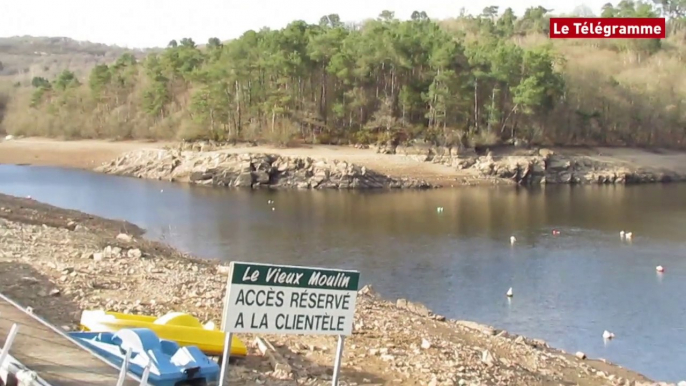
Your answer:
(1, 164), (685, 381)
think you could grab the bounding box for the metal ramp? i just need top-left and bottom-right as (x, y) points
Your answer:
(0, 292), (141, 386)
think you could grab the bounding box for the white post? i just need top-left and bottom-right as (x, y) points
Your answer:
(116, 347), (132, 386)
(220, 264), (235, 332)
(217, 331), (233, 386)
(139, 362), (151, 386)
(219, 262), (235, 386)
(0, 323), (20, 369)
(331, 335), (345, 386)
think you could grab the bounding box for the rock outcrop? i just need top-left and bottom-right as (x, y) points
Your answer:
(391, 143), (686, 185)
(96, 149), (435, 190)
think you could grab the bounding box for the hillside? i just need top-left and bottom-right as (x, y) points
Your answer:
(0, 36), (156, 82)
(2, 3), (686, 149)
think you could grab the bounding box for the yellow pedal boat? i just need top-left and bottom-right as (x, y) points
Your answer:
(78, 310), (247, 358)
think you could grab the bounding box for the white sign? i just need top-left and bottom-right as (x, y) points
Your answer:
(221, 262), (360, 336)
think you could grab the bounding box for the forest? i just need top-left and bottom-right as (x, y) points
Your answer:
(2, 1), (686, 149)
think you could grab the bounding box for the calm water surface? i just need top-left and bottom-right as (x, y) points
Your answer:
(1, 164), (685, 381)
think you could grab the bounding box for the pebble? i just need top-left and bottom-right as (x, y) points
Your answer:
(116, 233), (133, 242)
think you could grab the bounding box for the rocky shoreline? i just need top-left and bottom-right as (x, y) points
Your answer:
(96, 148), (436, 189)
(2, 137), (686, 188)
(92, 142), (686, 190)
(386, 143), (686, 185)
(0, 193), (675, 386)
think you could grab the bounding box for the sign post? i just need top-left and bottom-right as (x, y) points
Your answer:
(217, 329), (233, 385)
(219, 263), (235, 386)
(218, 262), (360, 386)
(331, 335), (345, 385)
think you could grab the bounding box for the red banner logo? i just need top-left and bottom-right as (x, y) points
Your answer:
(549, 18), (666, 39)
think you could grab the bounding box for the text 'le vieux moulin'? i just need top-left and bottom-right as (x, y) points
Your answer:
(241, 266), (352, 289)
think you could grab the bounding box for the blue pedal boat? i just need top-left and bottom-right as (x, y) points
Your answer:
(68, 328), (219, 386)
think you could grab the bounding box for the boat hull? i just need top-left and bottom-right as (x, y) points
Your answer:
(69, 328), (219, 386)
(79, 310), (247, 357)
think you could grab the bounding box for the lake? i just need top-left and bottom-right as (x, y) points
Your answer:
(1, 164), (685, 381)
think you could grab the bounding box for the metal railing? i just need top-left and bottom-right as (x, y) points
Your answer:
(0, 307), (151, 386)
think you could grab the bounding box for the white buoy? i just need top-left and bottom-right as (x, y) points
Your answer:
(625, 232), (633, 240)
(160, 189), (164, 193)
(510, 236), (516, 245)
(506, 287), (513, 297)
(271, 207), (275, 211)
(436, 207), (444, 213)
(268, 200), (274, 204)
(656, 265), (664, 273)
(620, 231), (625, 239)
(602, 330), (615, 340)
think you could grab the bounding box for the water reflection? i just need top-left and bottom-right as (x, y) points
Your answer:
(1, 165), (686, 381)
(179, 184), (686, 246)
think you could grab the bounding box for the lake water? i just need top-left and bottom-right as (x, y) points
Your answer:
(1, 164), (685, 381)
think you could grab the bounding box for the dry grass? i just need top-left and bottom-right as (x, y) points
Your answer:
(0, 83), (10, 135)
(469, 130), (499, 147)
(497, 31), (686, 147)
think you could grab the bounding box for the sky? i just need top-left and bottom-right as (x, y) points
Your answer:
(0, 0), (607, 48)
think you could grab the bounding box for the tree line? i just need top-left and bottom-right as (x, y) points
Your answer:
(3, 1), (686, 148)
